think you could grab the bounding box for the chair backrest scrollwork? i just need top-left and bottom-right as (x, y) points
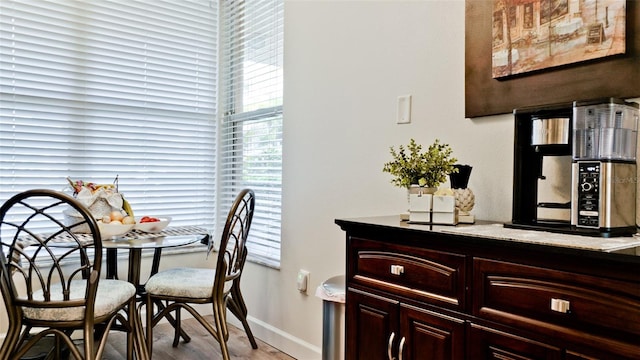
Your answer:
(214, 189), (255, 293)
(0, 189), (103, 321)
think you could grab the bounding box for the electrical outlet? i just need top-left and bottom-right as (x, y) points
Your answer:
(297, 269), (310, 293)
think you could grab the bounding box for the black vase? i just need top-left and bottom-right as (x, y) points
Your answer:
(449, 164), (472, 189)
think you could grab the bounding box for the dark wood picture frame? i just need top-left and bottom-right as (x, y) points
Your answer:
(465, 0), (640, 118)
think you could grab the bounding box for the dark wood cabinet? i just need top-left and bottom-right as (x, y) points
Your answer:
(346, 289), (397, 360)
(400, 302), (465, 360)
(346, 288), (465, 360)
(337, 216), (640, 360)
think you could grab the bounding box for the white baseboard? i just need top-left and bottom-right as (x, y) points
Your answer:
(227, 315), (321, 360)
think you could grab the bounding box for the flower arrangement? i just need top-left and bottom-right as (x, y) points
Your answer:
(382, 139), (458, 189)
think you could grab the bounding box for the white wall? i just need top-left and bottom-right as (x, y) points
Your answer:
(239, 1), (514, 358)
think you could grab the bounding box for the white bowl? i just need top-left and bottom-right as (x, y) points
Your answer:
(134, 216), (171, 233)
(98, 222), (135, 240)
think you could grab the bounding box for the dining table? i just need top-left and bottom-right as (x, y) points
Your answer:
(102, 225), (211, 345)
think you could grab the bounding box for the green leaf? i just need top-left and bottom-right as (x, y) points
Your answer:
(382, 139), (458, 189)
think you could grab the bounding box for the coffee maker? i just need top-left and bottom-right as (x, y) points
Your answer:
(508, 98), (639, 237)
(571, 98), (639, 236)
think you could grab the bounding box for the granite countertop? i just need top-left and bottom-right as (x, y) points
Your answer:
(335, 216), (640, 255)
(438, 223), (640, 254)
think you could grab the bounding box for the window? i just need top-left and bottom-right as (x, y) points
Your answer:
(219, 0), (283, 268)
(0, 0), (284, 266)
(0, 1), (217, 232)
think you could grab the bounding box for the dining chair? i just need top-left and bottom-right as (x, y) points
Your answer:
(226, 243), (259, 350)
(144, 188), (256, 360)
(0, 189), (148, 360)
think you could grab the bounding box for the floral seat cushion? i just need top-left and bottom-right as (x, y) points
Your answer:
(22, 279), (135, 321)
(145, 267), (215, 299)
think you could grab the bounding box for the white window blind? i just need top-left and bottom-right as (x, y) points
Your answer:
(219, 0), (283, 268)
(0, 1), (218, 232)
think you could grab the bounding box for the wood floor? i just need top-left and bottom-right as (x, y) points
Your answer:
(103, 316), (297, 360)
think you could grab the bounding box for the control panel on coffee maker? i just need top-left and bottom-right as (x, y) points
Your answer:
(575, 162), (601, 228)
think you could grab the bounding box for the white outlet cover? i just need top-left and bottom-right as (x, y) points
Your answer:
(297, 269), (309, 292)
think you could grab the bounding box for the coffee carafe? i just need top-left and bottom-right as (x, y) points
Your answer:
(571, 98), (639, 236)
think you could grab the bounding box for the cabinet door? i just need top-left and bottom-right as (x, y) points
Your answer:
(467, 323), (562, 360)
(400, 304), (465, 360)
(347, 289), (399, 360)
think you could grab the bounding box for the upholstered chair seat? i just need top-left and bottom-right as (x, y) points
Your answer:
(145, 267), (216, 299)
(23, 279), (136, 321)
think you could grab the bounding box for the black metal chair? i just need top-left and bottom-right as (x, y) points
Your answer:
(145, 188), (257, 360)
(0, 189), (148, 360)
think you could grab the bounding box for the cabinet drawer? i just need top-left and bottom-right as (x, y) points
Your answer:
(468, 323), (562, 360)
(348, 237), (466, 310)
(473, 258), (640, 341)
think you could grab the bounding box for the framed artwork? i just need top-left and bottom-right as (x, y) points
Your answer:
(465, 0), (640, 118)
(492, 0), (626, 78)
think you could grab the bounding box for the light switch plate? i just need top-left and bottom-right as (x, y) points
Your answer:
(397, 95), (412, 124)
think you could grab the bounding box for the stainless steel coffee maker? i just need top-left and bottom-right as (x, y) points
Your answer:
(508, 98), (639, 237)
(571, 98), (639, 236)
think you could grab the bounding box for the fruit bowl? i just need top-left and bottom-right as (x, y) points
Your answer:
(98, 222), (135, 240)
(134, 216), (171, 233)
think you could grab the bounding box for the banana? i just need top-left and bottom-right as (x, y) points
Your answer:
(122, 197), (135, 218)
(95, 184), (115, 189)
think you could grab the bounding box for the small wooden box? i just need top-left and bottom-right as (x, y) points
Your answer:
(409, 193), (432, 212)
(432, 195), (457, 225)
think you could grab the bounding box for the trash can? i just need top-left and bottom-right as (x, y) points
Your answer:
(315, 275), (345, 360)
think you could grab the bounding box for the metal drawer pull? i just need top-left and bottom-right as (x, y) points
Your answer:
(387, 332), (395, 360)
(550, 298), (571, 313)
(398, 336), (406, 360)
(390, 264), (404, 275)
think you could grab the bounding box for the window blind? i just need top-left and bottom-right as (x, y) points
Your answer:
(219, 0), (283, 268)
(0, 1), (218, 232)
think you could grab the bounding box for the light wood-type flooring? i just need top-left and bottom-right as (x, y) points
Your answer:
(103, 316), (297, 360)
